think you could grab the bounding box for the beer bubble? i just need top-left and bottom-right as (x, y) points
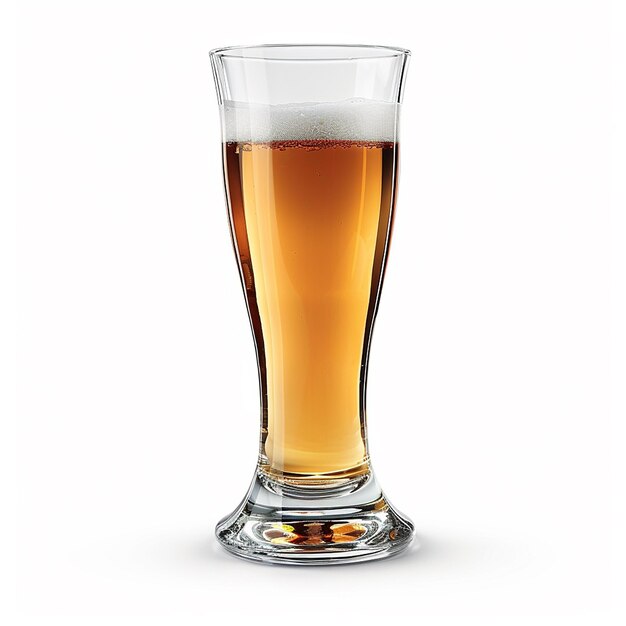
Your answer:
(223, 98), (397, 144)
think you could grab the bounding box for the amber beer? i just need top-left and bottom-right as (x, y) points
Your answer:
(212, 46), (413, 564)
(224, 128), (397, 479)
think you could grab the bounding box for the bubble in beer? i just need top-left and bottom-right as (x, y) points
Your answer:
(222, 98), (398, 144)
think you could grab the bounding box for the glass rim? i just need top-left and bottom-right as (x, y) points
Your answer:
(209, 43), (411, 61)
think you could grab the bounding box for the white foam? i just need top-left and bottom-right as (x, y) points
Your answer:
(222, 98), (398, 143)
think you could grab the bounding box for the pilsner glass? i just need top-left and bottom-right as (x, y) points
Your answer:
(209, 44), (414, 564)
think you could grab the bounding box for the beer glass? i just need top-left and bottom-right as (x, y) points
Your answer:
(209, 44), (413, 564)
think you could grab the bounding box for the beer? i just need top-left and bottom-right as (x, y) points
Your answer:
(222, 102), (398, 478)
(211, 45), (415, 565)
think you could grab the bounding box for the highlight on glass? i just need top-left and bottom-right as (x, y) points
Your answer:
(209, 44), (414, 564)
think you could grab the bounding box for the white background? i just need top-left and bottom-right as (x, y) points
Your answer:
(7, 0), (626, 623)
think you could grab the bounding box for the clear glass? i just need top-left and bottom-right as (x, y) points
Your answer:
(209, 44), (413, 564)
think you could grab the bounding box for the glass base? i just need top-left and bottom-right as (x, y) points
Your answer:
(215, 468), (415, 565)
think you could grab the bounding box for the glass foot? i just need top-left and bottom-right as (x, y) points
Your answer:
(215, 469), (415, 565)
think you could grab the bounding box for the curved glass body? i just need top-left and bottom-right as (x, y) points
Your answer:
(210, 44), (413, 564)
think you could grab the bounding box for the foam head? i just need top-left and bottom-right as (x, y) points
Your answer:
(222, 98), (398, 144)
